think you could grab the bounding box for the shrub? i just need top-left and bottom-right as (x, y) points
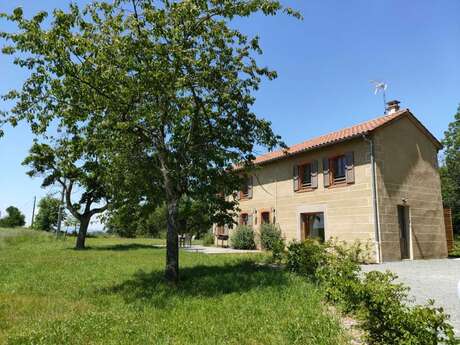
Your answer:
(230, 225), (256, 250)
(259, 224), (283, 250)
(202, 232), (215, 247)
(286, 239), (458, 345)
(286, 239), (327, 279)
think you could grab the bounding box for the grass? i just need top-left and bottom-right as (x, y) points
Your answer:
(0, 228), (347, 345)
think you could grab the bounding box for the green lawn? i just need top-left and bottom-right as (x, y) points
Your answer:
(0, 228), (348, 345)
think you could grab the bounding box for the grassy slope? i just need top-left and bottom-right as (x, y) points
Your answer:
(0, 228), (347, 345)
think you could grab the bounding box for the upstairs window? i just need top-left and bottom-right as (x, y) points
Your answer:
(293, 161), (318, 192)
(299, 163), (312, 188)
(323, 152), (354, 187)
(331, 155), (346, 184)
(239, 176), (253, 200)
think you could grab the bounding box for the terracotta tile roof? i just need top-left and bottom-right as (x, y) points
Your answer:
(253, 109), (410, 165)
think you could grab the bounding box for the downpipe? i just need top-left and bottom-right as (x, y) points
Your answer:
(363, 134), (382, 263)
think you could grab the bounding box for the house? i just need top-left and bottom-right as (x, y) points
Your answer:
(214, 101), (448, 262)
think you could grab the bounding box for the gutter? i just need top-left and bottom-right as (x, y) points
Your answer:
(362, 134), (382, 263)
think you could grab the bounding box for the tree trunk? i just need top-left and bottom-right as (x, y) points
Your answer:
(165, 198), (179, 284)
(75, 216), (90, 250)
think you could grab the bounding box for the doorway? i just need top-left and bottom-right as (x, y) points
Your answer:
(397, 205), (411, 259)
(300, 212), (325, 243)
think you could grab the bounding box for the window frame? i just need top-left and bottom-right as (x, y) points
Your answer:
(239, 212), (249, 226)
(329, 154), (347, 186)
(298, 162), (313, 190)
(239, 177), (252, 200)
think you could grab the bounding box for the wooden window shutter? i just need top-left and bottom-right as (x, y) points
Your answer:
(345, 151), (355, 184)
(247, 214), (253, 227)
(293, 165), (300, 192)
(311, 160), (318, 188)
(323, 158), (330, 187)
(248, 176), (253, 198)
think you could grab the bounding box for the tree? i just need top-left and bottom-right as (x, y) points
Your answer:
(440, 105), (460, 234)
(33, 196), (62, 231)
(23, 141), (109, 249)
(0, 206), (26, 228)
(0, 1), (300, 283)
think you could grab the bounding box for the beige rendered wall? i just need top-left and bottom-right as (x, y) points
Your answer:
(373, 117), (447, 261)
(228, 138), (377, 257)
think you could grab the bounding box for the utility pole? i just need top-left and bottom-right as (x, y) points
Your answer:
(56, 181), (66, 238)
(31, 196), (36, 229)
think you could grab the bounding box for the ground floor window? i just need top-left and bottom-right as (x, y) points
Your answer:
(240, 213), (249, 225)
(261, 211), (270, 224)
(300, 212), (325, 243)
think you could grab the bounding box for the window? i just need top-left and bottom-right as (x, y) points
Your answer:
(240, 213), (249, 225)
(239, 177), (253, 200)
(261, 211), (270, 224)
(294, 161), (318, 192)
(300, 212), (325, 243)
(331, 155), (346, 184)
(299, 163), (312, 188)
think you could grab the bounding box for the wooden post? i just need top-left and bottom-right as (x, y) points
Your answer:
(444, 208), (454, 252)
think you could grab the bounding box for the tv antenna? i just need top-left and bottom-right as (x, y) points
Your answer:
(371, 80), (387, 113)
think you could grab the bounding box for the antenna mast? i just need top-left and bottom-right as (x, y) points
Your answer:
(371, 80), (388, 114)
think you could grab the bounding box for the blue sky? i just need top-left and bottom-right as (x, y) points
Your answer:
(0, 0), (459, 226)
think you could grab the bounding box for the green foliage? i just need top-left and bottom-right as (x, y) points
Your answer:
(0, 206), (26, 228)
(33, 196), (62, 231)
(230, 225), (256, 250)
(259, 223), (283, 250)
(286, 240), (458, 345)
(441, 105), (460, 234)
(0, 235), (347, 345)
(202, 231), (215, 247)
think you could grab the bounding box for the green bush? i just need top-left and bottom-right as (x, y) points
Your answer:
(259, 224), (283, 250)
(202, 232), (215, 247)
(286, 239), (458, 345)
(230, 225), (256, 250)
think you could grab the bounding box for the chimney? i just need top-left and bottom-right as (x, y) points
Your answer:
(386, 100), (400, 114)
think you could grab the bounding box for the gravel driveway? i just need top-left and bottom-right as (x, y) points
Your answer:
(362, 259), (460, 334)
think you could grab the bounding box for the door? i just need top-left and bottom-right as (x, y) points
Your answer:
(397, 205), (410, 259)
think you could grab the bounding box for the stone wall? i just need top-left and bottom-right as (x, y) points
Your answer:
(373, 116), (447, 260)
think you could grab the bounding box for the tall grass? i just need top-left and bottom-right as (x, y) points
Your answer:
(0, 231), (347, 345)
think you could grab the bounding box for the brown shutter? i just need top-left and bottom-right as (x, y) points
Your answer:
(311, 160), (318, 188)
(345, 151), (355, 184)
(248, 176), (253, 198)
(323, 158), (330, 187)
(293, 165), (299, 192)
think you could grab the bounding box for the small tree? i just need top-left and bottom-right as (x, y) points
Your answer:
(0, 206), (26, 228)
(33, 196), (62, 231)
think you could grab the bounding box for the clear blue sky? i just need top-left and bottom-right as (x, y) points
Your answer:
(1, 0), (459, 226)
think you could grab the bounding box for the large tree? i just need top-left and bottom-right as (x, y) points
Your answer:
(440, 105), (460, 234)
(1, 0), (299, 282)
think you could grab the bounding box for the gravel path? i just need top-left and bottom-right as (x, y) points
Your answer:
(362, 259), (460, 334)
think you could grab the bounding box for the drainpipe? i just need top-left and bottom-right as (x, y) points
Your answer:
(363, 134), (382, 263)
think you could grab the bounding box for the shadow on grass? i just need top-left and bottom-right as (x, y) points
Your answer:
(86, 243), (164, 251)
(104, 260), (288, 309)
